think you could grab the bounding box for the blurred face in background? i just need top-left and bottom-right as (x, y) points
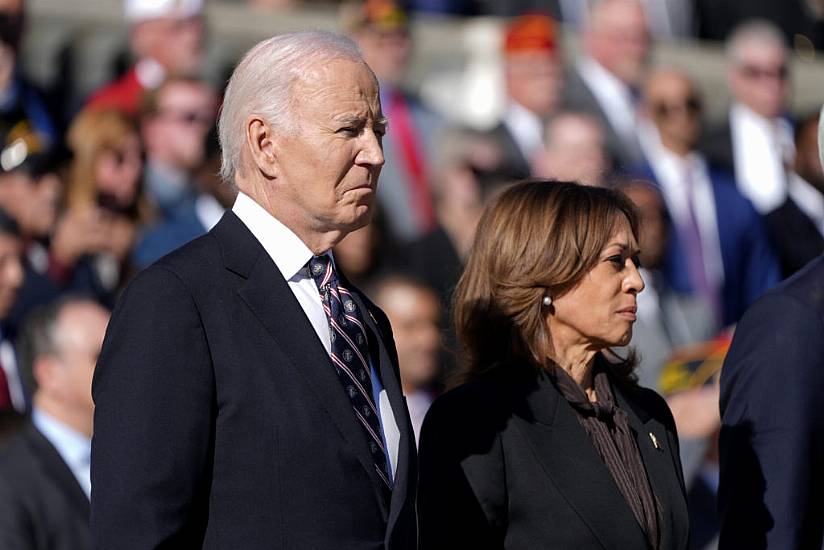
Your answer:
(377, 281), (441, 393)
(94, 132), (143, 210)
(729, 38), (788, 119)
(0, 232), (22, 319)
(354, 26), (412, 86)
(142, 79), (217, 172)
(585, 0), (650, 86)
(644, 70), (703, 155)
(505, 50), (563, 118)
(133, 14), (205, 75)
(533, 113), (609, 186)
(620, 182), (667, 270)
(0, 169), (61, 238)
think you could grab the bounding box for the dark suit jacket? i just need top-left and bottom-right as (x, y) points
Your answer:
(560, 68), (643, 171)
(718, 255), (824, 550)
(418, 364), (689, 550)
(764, 196), (824, 278)
(634, 164), (781, 326)
(0, 423), (91, 550)
(91, 211), (417, 549)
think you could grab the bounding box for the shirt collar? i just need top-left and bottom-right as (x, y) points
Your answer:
(232, 191), (333, 280)
(32, 408), (91, 471)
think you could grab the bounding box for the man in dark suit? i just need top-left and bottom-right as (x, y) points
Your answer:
(701, 20), (793, 216)
(561, 0), (651, 170)
(764, 111), (824, 277)
(0, 297), (110, 549)
(718, 253), (824, 549)
(636, 68), (780, 328)
(91, 31), (417, 549)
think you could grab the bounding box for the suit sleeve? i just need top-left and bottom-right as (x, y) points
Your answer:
(740, 201), (782, 313)
(718, 293), (824, 549)
(418, 389), (506, 550)
(91, 265), (215, 548)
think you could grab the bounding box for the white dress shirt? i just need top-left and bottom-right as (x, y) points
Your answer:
(577, 56), (639, 144)
(639, 123), (725, 292)
(32, 408), (91, 498)
(730, 102), (793, 214)
(232, 192), (399, 477)
(788, 173), (824, 237)
(502, 100), (544, 166)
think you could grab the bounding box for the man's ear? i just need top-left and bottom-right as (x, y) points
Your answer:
(32, 355), (60, 394)
(245, 115), (279, 179)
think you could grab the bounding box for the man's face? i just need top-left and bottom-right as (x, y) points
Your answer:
(586, 0), (650, 86)
(505, 50), (562, 118)
(0, 170), (61, 238)
(0, 232), (22, 319)
(142, 80), (217, 172)
(536, 115), (608, 186)
(139, 15), (204, 75)
(269, 59), (385, 234)
(729, 40), (789, 119)
(644, 72), (703, 152)
(355, 27), (412, 85)
(51, 303), (110, 420)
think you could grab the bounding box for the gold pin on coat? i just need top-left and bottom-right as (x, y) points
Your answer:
(649, 432), (661, 450)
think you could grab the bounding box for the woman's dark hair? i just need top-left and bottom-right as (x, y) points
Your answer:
(452, 179), (640, 381)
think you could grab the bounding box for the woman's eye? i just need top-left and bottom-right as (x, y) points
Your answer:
(608, 255), (624, 266)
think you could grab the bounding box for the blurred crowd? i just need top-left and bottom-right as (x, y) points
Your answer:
(0, 0), (821, 548)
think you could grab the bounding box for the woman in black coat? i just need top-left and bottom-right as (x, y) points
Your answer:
(418, 180), (689, 550)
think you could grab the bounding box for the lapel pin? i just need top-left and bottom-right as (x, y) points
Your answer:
(649, 432), (661, 450)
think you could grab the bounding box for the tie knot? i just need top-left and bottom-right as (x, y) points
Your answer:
(308, 254), (335, 290)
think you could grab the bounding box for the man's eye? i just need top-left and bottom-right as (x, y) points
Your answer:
(374, 126), (387, 138)
(339, 127), (359, 136)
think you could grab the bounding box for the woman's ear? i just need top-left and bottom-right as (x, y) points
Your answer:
(245, 115), (278, 179)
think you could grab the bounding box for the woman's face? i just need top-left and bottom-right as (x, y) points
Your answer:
(94, 133), (143, 208)
(547, 217), (644, 350)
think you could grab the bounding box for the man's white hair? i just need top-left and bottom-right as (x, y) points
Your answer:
(217, 31), (365, 185)
(725, 19), (787, 65)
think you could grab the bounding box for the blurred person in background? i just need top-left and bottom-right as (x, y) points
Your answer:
(372, 274), (441, 443)
(402, 127), (510, 310)
(332, 210), (390, 290)
(485, 14), (563, 182)
(718, 110), (824, 550)
(0, 0), (58, 148)
(0, 297), (109, 550)
(532, 111), (612, 186)
(764, 111), (824, 277)
(636, 67), (780, 328)
(562, 0), (650, 170)
(86, 0), (205, 116)
(132, 76), (222, 269)
(62, 108), (150, 304)
(702, 20), (793, 215)
(0, 208), (24, 415)
(344, 0), (441, 244)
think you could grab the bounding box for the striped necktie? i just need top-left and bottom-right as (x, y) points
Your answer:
(307, 255), (392, 495)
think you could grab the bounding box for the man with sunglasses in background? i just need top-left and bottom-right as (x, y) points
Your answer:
(635, 67), (780, 330)
(132, 75), (223, 268)
(703, 20), (793, 216)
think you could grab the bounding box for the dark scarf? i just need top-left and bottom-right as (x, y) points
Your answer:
(549, 359), (660, 550)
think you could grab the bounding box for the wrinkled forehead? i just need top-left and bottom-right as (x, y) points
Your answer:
(293, 59), (382, 114)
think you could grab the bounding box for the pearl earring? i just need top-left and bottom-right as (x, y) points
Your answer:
(542, 295), (552, 307)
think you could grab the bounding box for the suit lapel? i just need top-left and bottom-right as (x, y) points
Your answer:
(514, 371), (650, 550)
(214, 212), (390, 515)
(614, 383), (690, 550)
(24, 424), (90, 518)
(339, 273), (416, 537)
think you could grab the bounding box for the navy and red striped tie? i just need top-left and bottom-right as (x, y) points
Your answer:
(308, 255), (392, 495)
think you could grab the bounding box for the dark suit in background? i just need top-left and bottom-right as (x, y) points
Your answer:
(0, 423), (91, 550)
(764, 196), (824, 277)
(719, 255), (824, 549)
(418, 364), (689, 550)
(91, 212), (417, 549)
